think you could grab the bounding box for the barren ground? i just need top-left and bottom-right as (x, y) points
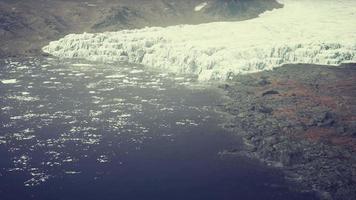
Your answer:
(222, 64), (356, 199)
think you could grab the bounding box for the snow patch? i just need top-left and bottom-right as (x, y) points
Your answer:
(194, 2), (208, 12)
(42, 0), (356, 81)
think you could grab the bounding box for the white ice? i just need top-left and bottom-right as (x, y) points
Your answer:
(1, 79), (17, 84)
(194, 2), (208, 12)
(42, 0), (356, 81)
(72, 63), (94, 67)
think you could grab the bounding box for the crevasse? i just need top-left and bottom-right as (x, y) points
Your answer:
(42, 0), (356, 81)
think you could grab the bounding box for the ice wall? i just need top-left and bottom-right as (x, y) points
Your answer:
(43, 0), (356, 81)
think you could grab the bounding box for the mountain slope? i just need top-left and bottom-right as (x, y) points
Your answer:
(0, 0), (282, 57)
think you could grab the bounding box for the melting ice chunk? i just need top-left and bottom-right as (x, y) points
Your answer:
(65, 171), (81, 175)
(97, 155), (109, 163)
(1, 79), (17, 84)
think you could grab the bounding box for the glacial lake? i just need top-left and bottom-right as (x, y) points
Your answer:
(0, 57), (315, 200)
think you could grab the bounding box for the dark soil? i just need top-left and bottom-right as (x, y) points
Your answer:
(221, 63), (356, 200)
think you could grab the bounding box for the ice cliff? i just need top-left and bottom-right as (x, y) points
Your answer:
(43, 0), (356, 81)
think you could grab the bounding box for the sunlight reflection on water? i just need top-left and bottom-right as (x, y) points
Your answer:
(0, 57), (218, 187)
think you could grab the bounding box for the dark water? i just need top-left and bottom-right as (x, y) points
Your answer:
(0, 57), (315, 200)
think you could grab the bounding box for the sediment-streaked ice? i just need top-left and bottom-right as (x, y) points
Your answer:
(43, 0), (356, 81)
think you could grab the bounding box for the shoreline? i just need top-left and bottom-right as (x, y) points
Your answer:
(219, 63), (356, 199)
(1, 55), (355, 199)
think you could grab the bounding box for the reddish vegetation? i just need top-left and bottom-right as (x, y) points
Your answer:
(330, 137), (356, 150)
(227, 66), (356, 197)
(302, 127), (356, 150)
(262, 69), (356, 151)
(273, 107), (296, 118)
(304, 127), (335, 142)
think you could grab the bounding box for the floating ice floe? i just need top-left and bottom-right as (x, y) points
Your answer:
(64, 171), (81, 175)
(7, 95), (40, 102)
(0, 138), (6, 145)
(42, 0), (356, 81)
(24, 174), (50, 187)
(97, 155), (109, 163)
(1, 79), (17, 84)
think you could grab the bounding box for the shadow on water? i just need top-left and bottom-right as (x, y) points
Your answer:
(0, 57), (316, 200)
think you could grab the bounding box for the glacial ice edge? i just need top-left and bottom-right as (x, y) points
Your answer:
(42, 0), (356, 81)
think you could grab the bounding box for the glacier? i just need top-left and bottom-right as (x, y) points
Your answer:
(42, 0), (356, 81)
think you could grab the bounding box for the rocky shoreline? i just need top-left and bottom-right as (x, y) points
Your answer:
(220, 64), (356, 199)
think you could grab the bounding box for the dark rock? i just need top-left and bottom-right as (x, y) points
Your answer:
(120, 51), (128, 56)
(258, 79), (271, 86)
(250, 106), (256, 111)
(336, 126), (346, 135)
(318, 112), (335, 127)
(316, 191), (333, 200)
(226, 148), (240, 153)
(219, 84), (230, 90)
(258, 106), (273, 114)
(352, 131), (356, 137)
(262, 90), (280, 96)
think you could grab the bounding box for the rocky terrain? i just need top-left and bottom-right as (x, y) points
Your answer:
(0, 0), (281, 57)
(221, 64), (356, 199)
